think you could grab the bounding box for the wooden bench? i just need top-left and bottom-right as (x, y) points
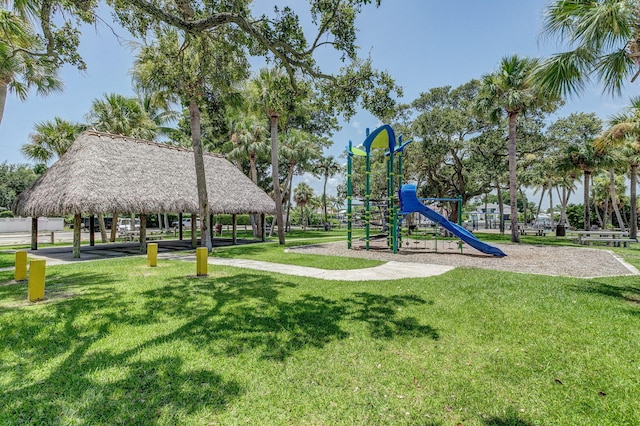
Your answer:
(580, 237), (637, 248)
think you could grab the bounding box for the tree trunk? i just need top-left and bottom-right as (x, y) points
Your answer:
(497, 184), (505, 234)
(609, 168), (626, 231)
(189, 99), (212, 250)
(0, 81), (8, 126)
(548, 186), (554, 228)
(583, 171), (591, 230)
(323, 175), (329, 224)
(98, 213), (107, 243)
(31, 217), (38, 250)
(110, 213), (118, 242)
(139, 214), (147, 254)
(484, 195), (489, 229)
(191, 213), (198, 248)
(249, 152), (262, 238)
(557, 185), (571, 225)
(519, 187), (528, 226)
(536, 185), (546, 223)
(269, 114), (285, 244)
(284, 162), (296, 232)
(594, 204), (604, 228)
(630, 164), (638, 239)
(73, 214), (81, 258)
(507, 113), (520, 242)
(603, 196), (609, 229)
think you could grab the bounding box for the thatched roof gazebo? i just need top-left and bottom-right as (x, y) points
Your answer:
(13, 131), (275, 256)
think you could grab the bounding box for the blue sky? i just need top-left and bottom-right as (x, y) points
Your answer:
(2, 0), (639, 197)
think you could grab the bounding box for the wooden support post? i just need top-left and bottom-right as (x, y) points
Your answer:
(50, 232), (55, 245)
(89, 215), (95, 247)
(191, 213), (197, 248)
(31, 217), (38, 250)
(261, 214), (266, 242)
(178, 212), (183, 240)
(28, 259), (46, 302)
(232, 214), (237, 245)
(73, 214), (81, 258)
(210, 213), (215, 241)
(15, 251), (27, 281)
(139, 214), (147, 253)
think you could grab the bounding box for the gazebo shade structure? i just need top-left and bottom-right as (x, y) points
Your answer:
(13, 131), (275, 217)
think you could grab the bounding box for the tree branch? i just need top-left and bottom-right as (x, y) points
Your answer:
(123, 0), (338, 85)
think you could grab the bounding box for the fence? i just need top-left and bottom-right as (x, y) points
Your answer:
(0, 217), (65, 233)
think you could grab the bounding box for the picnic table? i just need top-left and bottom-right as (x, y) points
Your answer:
(574, 230), (637, 247)
(518, 226), (547, 236)
(119, 230), (165, 242)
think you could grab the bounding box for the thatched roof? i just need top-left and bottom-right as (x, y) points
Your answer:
(13, 131), (276, 217)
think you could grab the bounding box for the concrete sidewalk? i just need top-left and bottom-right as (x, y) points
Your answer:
(162, 254), (454, 281)
(1, 248), (455, 280)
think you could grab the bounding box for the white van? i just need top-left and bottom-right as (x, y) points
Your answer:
(171, 218), (192, 228)
(117, 218), (140, 231)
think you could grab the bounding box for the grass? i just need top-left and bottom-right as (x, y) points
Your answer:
(212, 238), (382, 270)
(1, 246), (640, 425)
(0, 252), (15, 268)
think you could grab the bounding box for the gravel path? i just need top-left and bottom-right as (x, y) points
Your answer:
(288, 240), (639, 278)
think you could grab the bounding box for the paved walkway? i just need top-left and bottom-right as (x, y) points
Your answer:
(163, 254), (454, 281)
(1, 250), (455, 280)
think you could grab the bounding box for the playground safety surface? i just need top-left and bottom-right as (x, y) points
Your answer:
(289, 240), (640, 279)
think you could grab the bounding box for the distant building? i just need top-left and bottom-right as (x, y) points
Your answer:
(466, 204), (511, 230)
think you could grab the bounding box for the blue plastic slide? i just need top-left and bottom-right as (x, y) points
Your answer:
(399, 184), (507, 257)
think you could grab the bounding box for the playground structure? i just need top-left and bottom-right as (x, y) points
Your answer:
(346, 124), (506, 258)
(346, 125), (411, 253)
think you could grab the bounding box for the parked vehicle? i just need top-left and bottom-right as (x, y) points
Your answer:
(71, 216), (113, 230)
(117, 218), (140, 231)
(171, 217), (192, 228)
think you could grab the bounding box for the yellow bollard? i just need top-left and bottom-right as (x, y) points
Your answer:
(15, 250), (27, 281)
(196, 247), (208, 276)
(147, 243), (158, 267)
(28, 259), (46, 302)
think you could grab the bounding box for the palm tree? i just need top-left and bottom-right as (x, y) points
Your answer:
(279, 128), (321, 231)
(248, 68), (299, 244)
(21, 117), (86, 164)
(136, 90), (180, 138)
(86, 93), (159, 242)
(476, 55), (560, 242)
(313, 155), (342, 225)
(293, 182), (314, 229)
(227, 112), (269, 237)
(86, 93), (157, 139)
(537, 0), (639, 97)
(228, 113), (269, 186)
(0, 9), (62, 126)
(596, 98), (640, 238)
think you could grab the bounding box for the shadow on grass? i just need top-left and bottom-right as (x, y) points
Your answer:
(0, 269), (437, 423)
(141, 273), (439, 361)
(0, 270), (241, 424)
(574, 278), (640, 308)
(483, 416), (535, 426)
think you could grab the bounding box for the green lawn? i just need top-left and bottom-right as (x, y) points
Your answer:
(1, 244), (639, 425)
(0, 252), (15, 268)
(212, 238), (382, 270)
